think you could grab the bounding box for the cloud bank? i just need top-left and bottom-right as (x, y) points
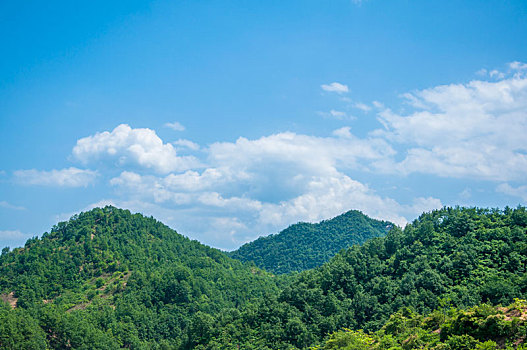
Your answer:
(18, 63), (527, 249)
(372, 70), (527, 181)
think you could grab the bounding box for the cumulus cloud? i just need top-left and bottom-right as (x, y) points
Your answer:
(165, 121), (185, 131)
(72, 124), (200, 173)
(255, 174), (410, 228)
(207, 132), (395, 196)
(14, 168), (98, 187)
(107, 131), (442, 248)
(510, 61), (527, 71)
(372, 66), (527, 181)
(38, 63), (526, 250)
(321, 82), (349, 94)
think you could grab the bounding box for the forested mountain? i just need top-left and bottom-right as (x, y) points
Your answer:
(1, 206), (527, 349)
(0, 207), (279, 349)
(205, 206), (527, 349)
(230, 210), (393, 274)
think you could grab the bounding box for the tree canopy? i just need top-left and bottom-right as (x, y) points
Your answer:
(0, 205), (526, 349)
(230, 210), (392, 274)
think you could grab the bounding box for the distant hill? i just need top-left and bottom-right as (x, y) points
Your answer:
(230, 210), (393, 274)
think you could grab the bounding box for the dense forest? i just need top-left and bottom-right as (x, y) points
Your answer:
(314, 299), (527, 349)
(1, 205), (527, 349)
(230, 210), (393, 274)
(0, 207), (279, 349)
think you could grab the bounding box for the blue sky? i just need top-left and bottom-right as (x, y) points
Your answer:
(1, 0), (526, 250)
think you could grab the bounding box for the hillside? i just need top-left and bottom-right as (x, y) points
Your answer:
(0, 206), (279, 349)
(230, 210), (393, 274)
(314, 299), (527, 349)
(205, 206), (527, 349)
(1, 206), (527, 349)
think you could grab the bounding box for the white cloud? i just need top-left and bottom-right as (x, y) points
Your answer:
(321, 82), (349, 94)
(0, 201), (25, 210)
(208, 132), (395, 184)
(510, 61), (527, 71)
(354, 102), (372, 112)
(165, 121), (185, 131)
(372, 69), (527, 181)
(489, 69), (505, 79)
(107, 131), (442, 248)
(372, 101), (384, 109)
(14, 168), (98, 187)
(332, 126), (352, 138)
(404, 197), (443, 217)
(497, 183), (527, 202)
(173, 139), (200, 151)
(30, 64), (527, 250)
(72, 124), (200, 173)
(255, 174), (411, 228)
(330, 109), (347, 118)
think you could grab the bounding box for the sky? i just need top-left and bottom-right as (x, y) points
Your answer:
(1, 0), (526, 251)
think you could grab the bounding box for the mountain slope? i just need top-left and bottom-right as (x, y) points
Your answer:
(2, 206), (527, 349)
(314, 299), (527, 349)
(207, 206), (527, 349)
(230, 210), (393, 274)
(0, 206), (279, 349)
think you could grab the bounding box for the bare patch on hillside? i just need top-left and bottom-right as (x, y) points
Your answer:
(0, 292), (18, 308)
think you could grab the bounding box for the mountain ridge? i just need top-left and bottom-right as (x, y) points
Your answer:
(230, 209), (393, 274)
(1, 205), (527, 349)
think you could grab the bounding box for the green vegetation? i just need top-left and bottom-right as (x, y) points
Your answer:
(199, 206), (527, 348)
(0, 207), (279, 349)
(313, 299), (527, 349)
(230, 210), (392, 274)
(0, 205), (526, 349)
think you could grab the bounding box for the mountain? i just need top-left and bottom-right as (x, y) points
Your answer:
(208, 206), (527, 349)
(0, 206), (279, 349)
(230, 210), (393, 274)
(1, 205), (527, 349)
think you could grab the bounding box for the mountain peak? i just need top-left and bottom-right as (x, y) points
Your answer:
(230, 209), (393, 274)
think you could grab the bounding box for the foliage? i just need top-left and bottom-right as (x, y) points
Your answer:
(230, 210), (393, 274)
(0, 205), (526, 349)
(0, 206), (279, 349)
(314, 300), (527, 349)
(210, 206), (527, 348)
